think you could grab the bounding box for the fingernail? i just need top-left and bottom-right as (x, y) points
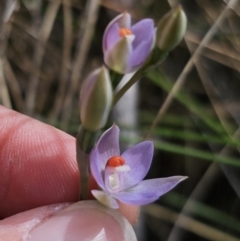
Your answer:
(28, 200), (137, 241)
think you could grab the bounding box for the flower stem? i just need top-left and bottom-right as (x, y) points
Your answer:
(109, 69), (124, 90)
(76, 126), (98, 200)
(112, 68), (145, 107)
(112, 48), (168, 107)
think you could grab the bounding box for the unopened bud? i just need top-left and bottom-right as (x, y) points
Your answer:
(80, 66), (112, 131)
(156, 5), (187, 51)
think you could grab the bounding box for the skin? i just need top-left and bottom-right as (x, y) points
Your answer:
(0, 106), (138, 240)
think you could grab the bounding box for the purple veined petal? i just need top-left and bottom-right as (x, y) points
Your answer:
(95, 124), (120, 170)
(119, 141), (154, 191)
(92, 190), (119, 209)
(90, 148), (105, 190)
(128, 19), (154, 68)
(130, 19), (154, 50)
(113, 176), (187, 205)
(103, 12), (131, 52)
(128, 40), (153, 70)
(103, 22), (121, 52)
(104, 35), (134, 74)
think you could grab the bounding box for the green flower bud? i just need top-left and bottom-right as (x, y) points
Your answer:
(80, 66), (112, 131)
(156, 5), (187, 51)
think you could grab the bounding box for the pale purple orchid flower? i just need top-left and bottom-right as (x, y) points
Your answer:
(90, 124), (187, 209)
(103, 12), (155, 74)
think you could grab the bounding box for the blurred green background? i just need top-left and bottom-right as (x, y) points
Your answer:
(1, 0), (240, 240)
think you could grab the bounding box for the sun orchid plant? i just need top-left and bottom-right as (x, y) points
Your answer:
(76, 7), (187, 208)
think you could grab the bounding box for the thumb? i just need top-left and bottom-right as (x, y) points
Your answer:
(0, 201), (137, 241)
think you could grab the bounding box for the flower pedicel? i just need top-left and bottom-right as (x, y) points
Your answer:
(90, 124), (187, 209)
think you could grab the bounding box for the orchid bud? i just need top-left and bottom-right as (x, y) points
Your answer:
(156, 5), (187, 51)
(103, 12), (155, 74)
(80, 66), (112, 131)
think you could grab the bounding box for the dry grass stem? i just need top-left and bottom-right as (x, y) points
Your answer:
(24, 0), (60, 116)
(144, 204), (240, 241)
(3, 58), (23, 111)
(60, 0), (101, 130)
(48, 0), (73, 125)
(186, 32), (240, 72)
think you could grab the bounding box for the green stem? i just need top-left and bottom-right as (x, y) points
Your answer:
(112, 67), (145, 107)
(112, 48), (168, 107)
(76, 126), (98, 200)
(109, 69), (124, 90)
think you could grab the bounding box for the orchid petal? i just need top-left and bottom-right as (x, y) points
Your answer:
(95, 124), (120, 170)
(131, 19), (154, 49)
(120, 141), (154, 190)
(129, 19), (154, 67)
(92, 190), (119, 209)
(104, 23), (121, 52)
(90, 149), (105, 190)
(129, 40), (153, 67)
(103, 12), (131, 52)
(113, 176), (187, 205)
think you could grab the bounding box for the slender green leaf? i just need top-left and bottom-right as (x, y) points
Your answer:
(154, 140), (240, 167)
(140, 111), (196, 127)
(147, 70), (235, 138)
(152, 127), (240, 147)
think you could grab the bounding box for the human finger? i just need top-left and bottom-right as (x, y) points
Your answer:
(0, 201), (137, 241)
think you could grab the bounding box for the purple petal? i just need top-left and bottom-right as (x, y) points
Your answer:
(129, 40), (152, 67)
(131, 19), (154, 50)
(113, 176), (187, 205)
(129, 19), (154, 67)
(119, 141), (154, 190)
(103, 22), (121, 52)
(103, 12), (131, 52)
(95, 124), (120, 170)
(90, 148), (105, 190)
(92, 190), (119, 209)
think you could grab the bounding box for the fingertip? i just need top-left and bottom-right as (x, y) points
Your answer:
(0, 201), (138, 241)
(21, 201), (137, 241)
(0, 203), (70, 240)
